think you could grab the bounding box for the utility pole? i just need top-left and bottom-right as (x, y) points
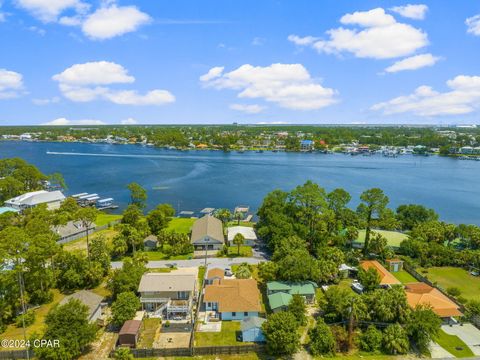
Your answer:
(17, 262), (30, 360)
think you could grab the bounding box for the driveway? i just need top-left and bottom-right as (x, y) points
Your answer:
(111, 256), (266, 269)
(430, 341), (454, 359)
(442, 324), (480, 356)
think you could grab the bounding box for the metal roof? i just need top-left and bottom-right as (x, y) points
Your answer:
(5, 190), (65, 207)
(190, 215), (224, 244)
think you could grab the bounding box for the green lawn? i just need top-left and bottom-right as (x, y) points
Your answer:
(226, 221), (255, 228)
(95, 212), (122, 227)
(167, 217), (196, 234)
(393, 270), (417, 284)
(356, 229), (407, 247)
(198, 266), (206, 287)
(137, 318), (161, 348)
(436, 329), (474, 358)
(63, 228), (118, 253)
(144, 246), (193, 260)
(218, 246), (253, 258)
(419, 266), (480, 301)
(195, 321), (251, 347)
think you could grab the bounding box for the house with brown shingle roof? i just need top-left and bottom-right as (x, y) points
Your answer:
(205, 268), (225, 285)
(190, 215), (224, 251)
(404, 282), (463, 318)
(204, 278), (261, 320)
(360, 260), (401, 286)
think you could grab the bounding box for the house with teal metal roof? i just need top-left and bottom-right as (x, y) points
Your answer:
(266, 281), (317, 313)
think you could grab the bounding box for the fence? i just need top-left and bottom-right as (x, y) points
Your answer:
(57, 220), (120, 244)
(0, 350), (33, 359)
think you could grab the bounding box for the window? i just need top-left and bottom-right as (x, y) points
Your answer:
(244, 312), (248, 316)
(207, 302), (211, 308)
(232, 312), (236, 317)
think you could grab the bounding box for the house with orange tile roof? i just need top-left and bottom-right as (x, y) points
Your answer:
(204, 278), (262, 320)
(404, 282), (463, 318)
(360, 260), (401, 286)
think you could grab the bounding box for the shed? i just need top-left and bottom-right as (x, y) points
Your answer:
(143, 235), (158, 250)
(241, 316), (266, 342)
(118, 320), (142, 348)
(386, 259), (404, 273)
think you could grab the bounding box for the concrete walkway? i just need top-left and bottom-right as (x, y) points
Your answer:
(430, 341), (455, 359)
(442, 324), (480, 356)
(111, 256), (266, 269)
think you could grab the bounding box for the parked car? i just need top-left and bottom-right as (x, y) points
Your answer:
(351, 280), (364, 294)
(224, 267), (233, 276)
(165, 263), (177, 268)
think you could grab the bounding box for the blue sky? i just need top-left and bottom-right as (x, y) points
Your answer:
(0, 0), (479, 125)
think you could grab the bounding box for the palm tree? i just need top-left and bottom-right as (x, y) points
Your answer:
(382, 324), (409, 355)
(233, 233), (245, 255)
(233, 211), (243, 225)
(235, 263), (251, 279)
(215, 208), (231, 224)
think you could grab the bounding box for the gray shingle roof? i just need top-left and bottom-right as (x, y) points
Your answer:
(138, 273), (196, 292)
(190, 215), (224, 244)
(59, 290), (103, 320)
(241, 316), (266, 331)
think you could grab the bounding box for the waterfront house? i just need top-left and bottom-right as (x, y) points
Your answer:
(266, 281), (317, 313)
(190, 215), (224, 251)
(227, 226), (258, 246)
(5, 190), (65, 211)
(137, 269), (197, 320)
(241, 316), (266, 342)
(118, 320), (142, 348)
(404, 283), (462, 319)
(300, 139), (314, 152)
(0, 206), (19, 215)
(204, 279), (261, 320)
(53, 220), (95, 243)
(59, 290), (104, 323)
(359, 260), (401, 286)
(143, 235), (158, 250)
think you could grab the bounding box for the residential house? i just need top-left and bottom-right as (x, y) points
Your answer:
(138, 269), (197, 320)
(143, 235), (158, 250)
(404, 283), (463, 319)
(241, 316), (266, 342)
(5, 190), (65, 211)
(53, 220), (95, 243)
(204, 279), (261, 320)
(266, 281), (317, 313)
(190, 215), (224, 251)
(360, 260), (401, 286)
(59, 290), (104, 323)
(118, 320), (142, 348)
(205, 268), (225, 285)
(300, 140), (314, 152)
(227, 226), (258, 246)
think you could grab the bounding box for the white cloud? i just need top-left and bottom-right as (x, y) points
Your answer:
(251, 37), (266, 46)
(371, 75), (480, 116)
(42, 117), (106, 126)
(0, 68), (24, 99)
(466, 15), (480, 36)
(289, 7), (428, 59)
(82, 4), (151, 40)
(53, 61), (175, 106)
(32, 96), (60, 105)
(390, 4), (428, 20)
(385, 53), (439, 73)
(200, 63), (338, 111)
(230, 104), (265, 114)
(121, 117), (138, 124)
(15, 0), (89, 22)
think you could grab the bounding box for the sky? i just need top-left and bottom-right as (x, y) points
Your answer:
(0, 0), (480, 126)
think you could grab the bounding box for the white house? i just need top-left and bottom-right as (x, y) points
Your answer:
(204, 278), (261, 321)
(227, 226), (258, 247)
(5, 190), (65, 211)
(190, 215), (224, 251)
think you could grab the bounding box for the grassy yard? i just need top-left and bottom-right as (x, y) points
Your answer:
(195, 321), (251, 347)
(137, 318), (161, 348)
(436, 329), (474, 358)
(0, 290), (66, 348)
(198, 266), (206, 287)
(226, 221), (255, 228)
(95, 212), (122, 227)
(218, 246), (253, 258)
(356, 229), (407, 247)
(167, 217), (196, 234)
(418, 266), (480, 301)
(392, 270), (417, 284)
(62, 228), (118, 253)
(144, 246), (193, 261)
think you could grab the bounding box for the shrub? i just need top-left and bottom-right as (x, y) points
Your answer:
(308, 319), (335, 356)
(359, 325), (383, 352)
(15, 310), (35, 328)
(446, 287), (461, 297)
